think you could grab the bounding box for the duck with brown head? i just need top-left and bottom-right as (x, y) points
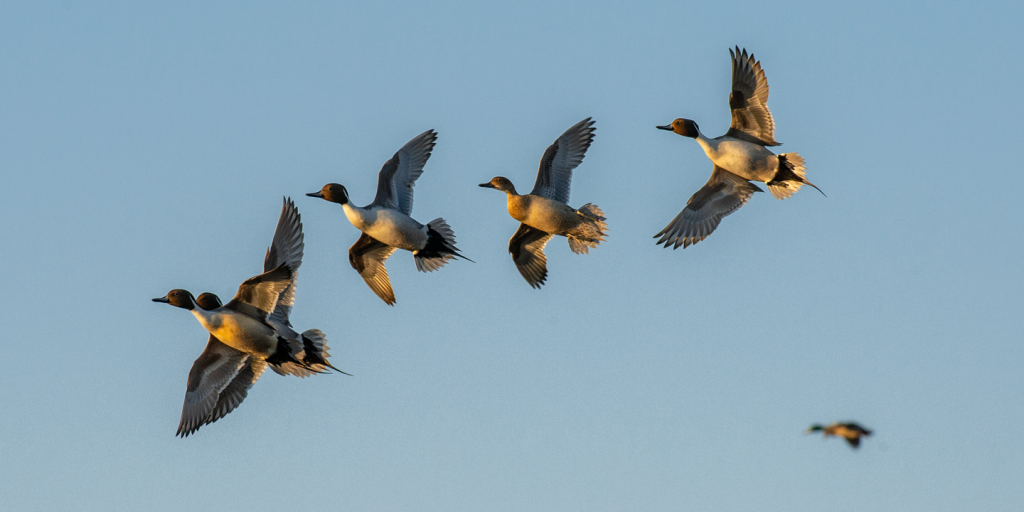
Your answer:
(153, 261), (297, 436)
(152, 198), (346, 437)
(654, 47), (823, 250)
(307, 129), (470, 306)
(307, 183), (349, 205)
(479, 118), (607, 289)
(656, 118), (700, 139)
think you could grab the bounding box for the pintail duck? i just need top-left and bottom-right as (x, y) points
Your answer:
(656, 47), (823, 249)
(308, 130), (469, 305)
(153, 198), (343, 437)
(806, 422), (872, 449)
(480, 118), (607, 288)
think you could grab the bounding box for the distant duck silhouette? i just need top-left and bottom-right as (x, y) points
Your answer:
(806, 422), (872, 449)
(656, 47), (822, 249)
(153, 198), (343, 438)
(480, 118), (607, 288)
(308, 130), (469, 305)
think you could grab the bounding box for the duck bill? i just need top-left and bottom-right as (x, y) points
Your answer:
(478, 183), (495, 189)
(305, 191), (324, 198)
(152, 297), (170, 303)
(656, 125), (673, 131)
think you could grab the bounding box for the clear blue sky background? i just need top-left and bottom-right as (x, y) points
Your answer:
(2, 1), (1022, 510)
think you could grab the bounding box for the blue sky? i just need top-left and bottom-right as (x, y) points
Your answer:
(2, 1), (1022, 510)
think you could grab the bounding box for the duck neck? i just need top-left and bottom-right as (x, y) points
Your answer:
(342, 202), (371, 230)
(693, 131), (717, 159)
(191, 307), (217, 331)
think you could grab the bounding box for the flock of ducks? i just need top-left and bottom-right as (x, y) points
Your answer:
(153, 46), (869, 447)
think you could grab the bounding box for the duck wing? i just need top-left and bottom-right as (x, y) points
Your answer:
(263, 197), (304, 327)
(531, 118), (595, 204)
(841, 422), (873, 436)
(224, 263), (294, 321)
(654, 166), (763, 249)
(372, 129), (437, 215)
(205, 355), (267, 429)
(177, 336), (266, 437)
(349, 232), (398, 305)
(725, 47), (780, 146)
(509, 223), (553, 289)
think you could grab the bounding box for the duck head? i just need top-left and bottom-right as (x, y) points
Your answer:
(479, 176), (518, 195)
(805, 424), (825, 434)
(307, 183), (349, 205)
(657, 118), (700, 138)
(153, 289), (197, 310)
(195, 292), (223, 310)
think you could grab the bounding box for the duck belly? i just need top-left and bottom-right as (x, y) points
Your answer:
(709, 140), (777, 182)
(347, 206), (427, 251)
(510, 195), (580, 235)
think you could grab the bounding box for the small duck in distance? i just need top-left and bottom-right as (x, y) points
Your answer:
(308, 130), (470, 305)
(806, 422), (872, 449)
(154, 198), (342, 437)
(480, 118), (607, 288)
(656, 47), (823, 249)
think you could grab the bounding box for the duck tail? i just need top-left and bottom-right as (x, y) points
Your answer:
(414, 218), (473, 272)
(265, 334), (320, 378)
(767, 153), (825, 200)
(568, 203), (608, 254)
(299, 329), (350, 376)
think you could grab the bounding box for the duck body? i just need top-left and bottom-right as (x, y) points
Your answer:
(694, 134), (778, 183)
(191, 307), (279, 356)
(342, 203), (428, 252)
(506, 193), (598, 239)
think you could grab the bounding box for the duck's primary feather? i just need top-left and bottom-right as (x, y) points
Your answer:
(531, 118), (595, 204)
(726, 46), (779, 146)
(372, 129), (437, 215)
(655, 166), (763, 249)
(177, 336), (264, 437)
(263, 198), (304, 328)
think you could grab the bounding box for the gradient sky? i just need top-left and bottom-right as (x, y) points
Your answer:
(2, 1), (1022, 511)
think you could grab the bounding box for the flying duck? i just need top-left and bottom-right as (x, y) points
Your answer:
(480, 118), (607, 288)
(308, 129), (469, 305)
(655, 47), (822, 249)
(153, 198), (342, 437)
(806, 422), (873, 449)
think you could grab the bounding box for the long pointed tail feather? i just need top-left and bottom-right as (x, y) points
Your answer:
(767, 153), (825, 199)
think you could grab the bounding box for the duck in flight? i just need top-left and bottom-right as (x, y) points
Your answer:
(656, 47), (823, 249)
(480, 118), (607, 288)
(153, 198), (343, 437)
(806, 422), (872, 449)
(308, 130), (469, 305)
